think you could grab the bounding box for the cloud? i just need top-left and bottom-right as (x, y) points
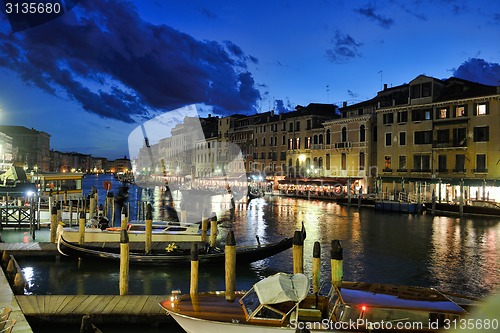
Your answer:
(451, 58), (500, 86)
(326, 30), (363, 63)
(0, 0), (261, 123)
(355, 3), (394, 29)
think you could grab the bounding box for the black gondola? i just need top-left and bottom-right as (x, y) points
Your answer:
(57, 225), (305, 266)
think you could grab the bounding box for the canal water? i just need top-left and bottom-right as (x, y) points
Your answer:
(1, 174), (499, 332)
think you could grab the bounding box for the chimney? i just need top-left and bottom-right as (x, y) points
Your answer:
(384, 83), (388, 91)
(343, 101), (347, 108)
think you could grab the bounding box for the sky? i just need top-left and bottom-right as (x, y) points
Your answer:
(0, 0), (499, 160)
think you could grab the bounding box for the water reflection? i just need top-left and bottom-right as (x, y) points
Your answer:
(6, 176), (499, 300)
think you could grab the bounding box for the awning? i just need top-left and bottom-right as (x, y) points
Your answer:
(254, 273), (309, 305)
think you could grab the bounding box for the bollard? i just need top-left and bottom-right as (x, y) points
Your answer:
(190, 243), (199, 295)
(312, 241), (321, 294)
(79, 211), (86, 244)
(119, 228), (129, 296)
(145, 204), (153, 254)
(331, 240), (343, 288)
(292, 230), (304, 274)
(225, 231), (236, 301)
(209, 215), (217, 248)
(50, 206), (58, 243)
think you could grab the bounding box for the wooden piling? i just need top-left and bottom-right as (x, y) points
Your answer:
(331, 240), (343, 288)
(50, 206), (58, 243)
(1, 250), (9, 269)
(145, 204), (153, 254)
(225, 231), (236, 301)
(69, 200), (73, 227)
(79, 211), (86, 244)
(209, 215), (217, 248)
(312, 241), (321, 294)
(6, 258), (16, 277)
(459, 179), (464, 217)
(431, 188), (436, 216)
(292, 230), (304, 274)
(119, 210), (129, 296)
(13, 272), (26, 294)
(201, 210), (208, 243)
(180, 202), (187, 223)
(190, 243), (199, 295)
(89, 194), (97, 219)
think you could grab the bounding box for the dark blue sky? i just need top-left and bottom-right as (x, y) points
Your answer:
(0, 0), (499, 159)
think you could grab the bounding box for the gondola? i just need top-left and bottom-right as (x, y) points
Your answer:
(57, 225), (305, 266)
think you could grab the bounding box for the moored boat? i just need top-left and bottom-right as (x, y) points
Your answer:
(57, 232), (297, 266)
(160, 272), (472, 332)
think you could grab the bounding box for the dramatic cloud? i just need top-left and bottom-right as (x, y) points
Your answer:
(451, 58), (500, 86)
(0, 0), (261, 123)
(355, 3), (394, 28)
(326, 30), (363, 63)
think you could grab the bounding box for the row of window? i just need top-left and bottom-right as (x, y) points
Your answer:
(384, 126), (489, 146)
(382, 102), (489, 124)
(384, 154), (488, 173)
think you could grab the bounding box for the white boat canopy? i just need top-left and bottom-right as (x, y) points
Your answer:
(254, 273), (309, 305)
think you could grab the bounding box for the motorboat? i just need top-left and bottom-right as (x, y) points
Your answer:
(159, 272), (472, 332)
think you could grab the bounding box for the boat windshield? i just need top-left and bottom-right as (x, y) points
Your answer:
(240, 287), (290, 322)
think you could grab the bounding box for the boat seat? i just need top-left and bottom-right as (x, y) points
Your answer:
(298, 308), (322, 322)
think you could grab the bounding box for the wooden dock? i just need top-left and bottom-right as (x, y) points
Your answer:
(16, 295), (170, 323)
(0, 242), (58, 257)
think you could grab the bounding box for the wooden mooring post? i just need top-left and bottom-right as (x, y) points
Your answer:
(225, 230), (236, 301)
(312, 241), (321, 294)
(145, 204), (152, 254)
(119, 208), (129, 296)
(190, 243), (199, 295)
(292, 229), (304, 274)
(331, 239), (343, 288)
(50, 206), (58, 243)
(209, 214), (217, 248)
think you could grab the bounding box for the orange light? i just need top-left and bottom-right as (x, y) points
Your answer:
(361, 305), (367, 311)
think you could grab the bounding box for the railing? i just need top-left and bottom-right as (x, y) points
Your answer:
(334, 141), (352, 149)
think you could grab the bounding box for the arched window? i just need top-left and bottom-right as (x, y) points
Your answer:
(326, 129), (331, 144)
(341, 127), (347, 142)
(360, 125), (366, 142)
(318, 157), (323, 168)
(319, 134), (324, 144)
(313, 135), (318, 144)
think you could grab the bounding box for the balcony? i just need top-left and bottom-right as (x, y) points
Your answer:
(333, 141), (352, 151)
(435, 168), (448, 173)
(433, 140), (467, 149)
(452, 168), (466, 173)
(410, 168), (431, 173)
(473, 168), (488, 173)
(383, 168), (393, 173)
(396, 168), (408, 173)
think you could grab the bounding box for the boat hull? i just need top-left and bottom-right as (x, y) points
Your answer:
(167, 311), (306, 333)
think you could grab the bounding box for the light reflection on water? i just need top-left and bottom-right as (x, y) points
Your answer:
(2, 175), (499, 301)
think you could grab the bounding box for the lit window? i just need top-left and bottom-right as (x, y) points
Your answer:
(384, 156), (392, 170)
(455, 106), (466, 117)
(476, 103), (487, 115)
(439, 108), (448, 119)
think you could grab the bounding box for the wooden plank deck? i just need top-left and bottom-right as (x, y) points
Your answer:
(0, 242), (58, 256)
(0, 265), (34, 332)
(16, 295), (171, 323)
